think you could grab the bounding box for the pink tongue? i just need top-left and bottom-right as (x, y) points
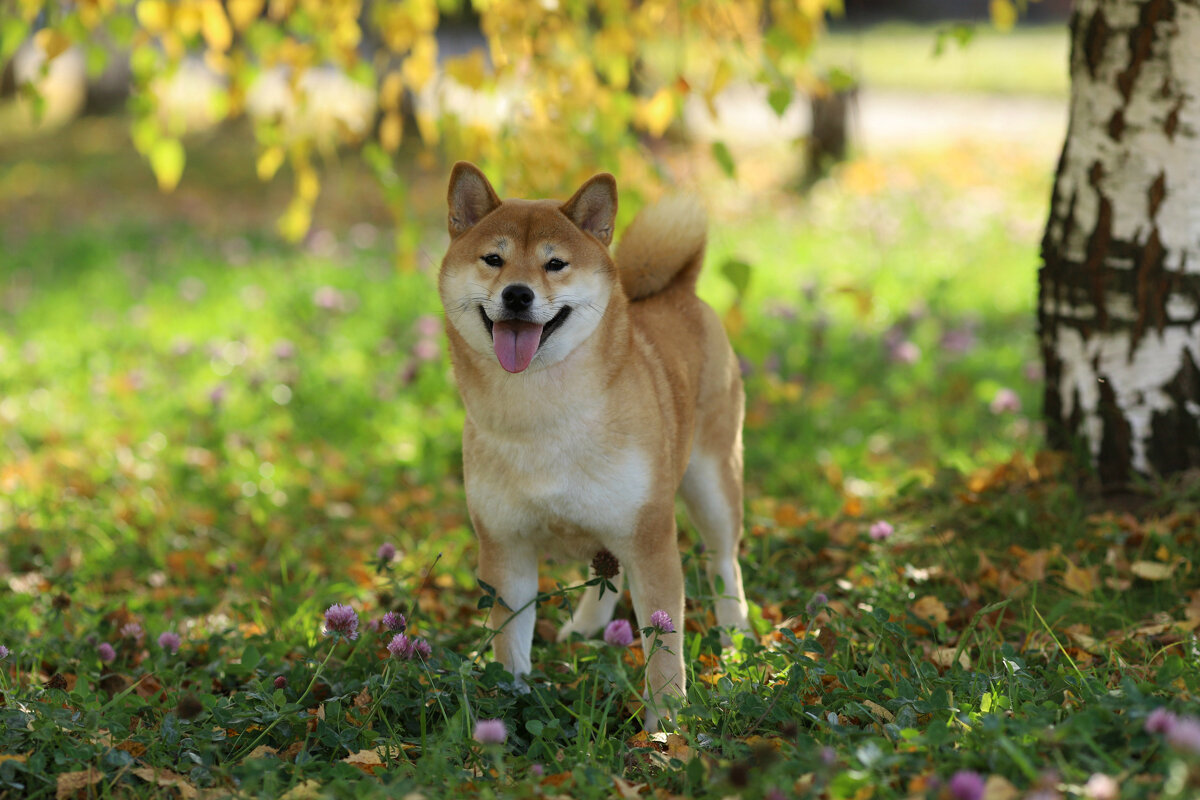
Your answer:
(492, 320), (544, 373)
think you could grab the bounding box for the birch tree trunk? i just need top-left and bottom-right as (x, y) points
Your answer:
(1039, 0), (1200, 487)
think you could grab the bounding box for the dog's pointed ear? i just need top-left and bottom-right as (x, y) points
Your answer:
(561, 174), (617, 246)
(448, 162), (502, 238)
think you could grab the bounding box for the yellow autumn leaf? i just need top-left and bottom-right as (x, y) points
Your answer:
(1062, 559), (1099, 595)
(149, 137), (185, 191)
(256, 146), (285, 180)
(380, 71), (405, 112)
(201, 0), (233, 52)
(911, 595), (949, 624)
(415, 109), (438, 145)
(130, 767), (198, 799)
(1131, 560), (1176, 581)
(33, 29), (71, 61)
(990, 0), (1017, 32)
(635, 87), (675, 138)
(296, 162), (319, 202)
(227, 0), (264, 31)
(380, 111), (403, 152)
(445, 49), (487, 90)
(402, 36), (438, 90)
(278, 196), (312, 241)
(136, 0), (171, 33)
(174, 0), (202, 38)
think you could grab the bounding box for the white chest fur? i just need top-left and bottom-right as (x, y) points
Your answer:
(463, 417), (651, 557)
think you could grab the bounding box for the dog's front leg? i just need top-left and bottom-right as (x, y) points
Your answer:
(622, 512), (687, 731)
(477, 529), (538, 686)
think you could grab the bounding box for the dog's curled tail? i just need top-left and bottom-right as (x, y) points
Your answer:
(615, 195), (707, 301)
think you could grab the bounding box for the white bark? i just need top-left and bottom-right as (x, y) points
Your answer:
(1040, 0), (1200, 480)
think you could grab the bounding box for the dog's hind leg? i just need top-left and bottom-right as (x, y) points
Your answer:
(680, 439), (751, 642)
(556, 564), (624, 642)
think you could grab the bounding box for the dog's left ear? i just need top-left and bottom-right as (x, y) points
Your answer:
(561, 174), (618, 246)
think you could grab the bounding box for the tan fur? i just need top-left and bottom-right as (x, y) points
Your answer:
(438, 162), (750, 730)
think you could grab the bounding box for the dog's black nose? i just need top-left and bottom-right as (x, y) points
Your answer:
(501, 284), (535, 313)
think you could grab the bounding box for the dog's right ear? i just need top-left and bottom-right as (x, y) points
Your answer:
(448, 162), (502, 239)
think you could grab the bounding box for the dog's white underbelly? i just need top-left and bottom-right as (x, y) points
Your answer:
(465, 435), (651, 559)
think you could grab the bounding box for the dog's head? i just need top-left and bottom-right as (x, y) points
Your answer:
(438, 162), (618, 375)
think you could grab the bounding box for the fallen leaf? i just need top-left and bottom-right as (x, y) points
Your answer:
(280, 780), (324, 800)
(343, 748), (385, 775)
(930, 647), (971, 670)
(612, 775), (647, 798)
(130, 767), (197, 799)
(56, 768), (103, 800)
(859, 699), (894, 723)
(984, 773), (1020, 800)
(1131, 560), (1176, 581)
(911, 595), (949, 625)
(1061, 559), (1099, 595)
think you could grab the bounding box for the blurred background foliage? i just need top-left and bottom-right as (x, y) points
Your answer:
(0, 0), (1067, 580)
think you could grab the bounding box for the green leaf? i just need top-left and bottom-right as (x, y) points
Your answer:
(720, 259), (752, 299)
(711, 141), (736, 179)
(767, 85), (792, 118)
(241, 644), (262, 673)
(1, 18), (29, 61)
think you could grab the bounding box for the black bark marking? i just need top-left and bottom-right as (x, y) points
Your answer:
(1165, 97), (1183, 141)
(1148, 171), (1167, 219)
(1107, 109), (1126, 141)
(1096, 371), (1133, 487)
(1146, 347), (1200, 475)
(1116, 0), (1176, 103)
(1133, 228), (1168, 349)
(1083, 8), (1112, 80)
(1084, 162), (1112, 328)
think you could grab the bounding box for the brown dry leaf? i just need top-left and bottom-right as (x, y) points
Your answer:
(613, 775), (648, 798)
(343, 748), (385, 775)
(247, 745), (279, 759)
(131, 767), (197, 798)
(984, 774), (1020, 800)
(1016, 549), (1049, 582)
(280, 780), (324, 800)
(911, 595), (949, 625)
(859, 699), (894, 723)
(0, 754), (28, 765)
(352, 686), (372, 709)
(539, 772), (573, 788)
(116, 739), (147, 758)
(55, 768), (104, 800)
(1061, 559), (1100, 595)
(930, 647), (971, 670)
(1064, 624), (1102, 654)
(1131, 560), (1176, 581)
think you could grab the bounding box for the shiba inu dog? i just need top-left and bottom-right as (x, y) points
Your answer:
(438, 162), (750, 729)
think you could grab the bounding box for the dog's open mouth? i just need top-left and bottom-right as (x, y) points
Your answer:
(479, 305), (572, 374)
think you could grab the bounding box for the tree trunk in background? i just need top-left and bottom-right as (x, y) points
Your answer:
(1040, 0), (1200, 488)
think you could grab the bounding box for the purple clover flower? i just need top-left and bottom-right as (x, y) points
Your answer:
(120, 623), (144, 641)
(603, 619), (634, 647)
(157, 631), (181, 654)
(947, 770), (986, 800)
(387, 633), (430, 660)
(382, 611), (407, 631)
(649, 610), (674, 633)
(98, 643), (116, 663)
(990, 388), (1022, 414)
(1145, 707), (1177, 734)
(0, 645), (8, 660)
(323, 604), (360, 641)
(376, 542), (396, 562)
(473, 719), (507, 744)
(869, 520), (894, 541)
(807, 592), (829, 614)
(274, 675), (287, 689)
(1166, 716), (1200, 755)
(1084, 774), (1118, 800)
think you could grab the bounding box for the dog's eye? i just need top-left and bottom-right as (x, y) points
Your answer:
(545, 258), (568, 272)
(481, 254), (504, 267)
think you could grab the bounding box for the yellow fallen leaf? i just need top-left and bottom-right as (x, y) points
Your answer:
(1131, 560), (1176, 581)
(227, 0), (264, 30)
(612, 775), (647, 798)
(280, 780), (324, 800)
(859, 700), (894, 723)
(931, 647), (971, 669)
(445, 50), (487, 90)
(634, 87), (676, 138)
(55, 768), (103, 800)
(1062, 559), (1099, 595)
(990, 0), (1017, 32)
(911, 595), (949, 625)
(131, 767), (197, 799)
(201, 0), (233, 52)
(984, 773), (1020, 800)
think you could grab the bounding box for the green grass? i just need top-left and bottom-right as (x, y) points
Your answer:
(815, 24), (1069, 96)
(1, 121), (1198, 798)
